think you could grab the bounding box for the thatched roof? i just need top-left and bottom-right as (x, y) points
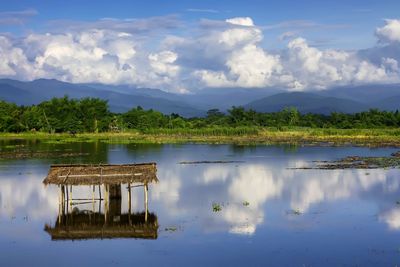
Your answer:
(44, 212), (158, 240)
(43, 163), (158, 185)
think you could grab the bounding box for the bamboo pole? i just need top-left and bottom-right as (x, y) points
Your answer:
(144, 183), (148, 222)
(98, 184), (102, 213)
(66, 185), (69, 214)
(61, 185), (65, 216)
(128, 183), (131, 225)
(128, 183), (132, 212)
(104, 184), (108, 224)
(58, 185), (62, 223)
(92, 185), (95, 213)
(69, 185), (73, 207)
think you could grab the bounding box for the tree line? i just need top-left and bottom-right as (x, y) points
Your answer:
(0, 96), (399, 133)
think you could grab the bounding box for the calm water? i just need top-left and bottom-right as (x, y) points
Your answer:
(1, 140), (400, 266)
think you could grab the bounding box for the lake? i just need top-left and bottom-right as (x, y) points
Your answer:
(1, 140), (400, 266)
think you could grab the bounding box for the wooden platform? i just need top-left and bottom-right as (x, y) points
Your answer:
(43, 163), (158, 185)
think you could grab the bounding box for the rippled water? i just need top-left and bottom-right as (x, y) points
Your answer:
(1, 140), (400, 266)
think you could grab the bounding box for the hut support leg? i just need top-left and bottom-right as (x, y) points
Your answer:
(144, 183), (148, 222)
(61, 185), (65, 216)
(66, 185), (69, 214)
(92, 185), (95, 213)
(98, 185), (102, 213)
(128, 183), (131, 224)
(58, 185), (62, 222)
(104, 184), (109, 224)
(69, 185), (73, 207)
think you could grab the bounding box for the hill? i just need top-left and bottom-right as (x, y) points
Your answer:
(0, 79), (204, 117)
(244, 92), (370, 114)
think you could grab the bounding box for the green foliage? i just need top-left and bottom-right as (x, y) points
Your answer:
(0, 97), (110, 133)
(0, 97), (400, 133)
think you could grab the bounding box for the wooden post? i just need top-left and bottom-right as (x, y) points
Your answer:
(109, 184), (121, 199)
(144, 183), (148, 222)
(66, 185), (69, 214)
(69, 185), (73, 207)
(58, 185), (62, 223)
(92, 185), (95, 213)
(98, 184), (102, 213)
(128, 183), (131, 225)
(104, 184), (108, 224)
(61, 185), (65, 216)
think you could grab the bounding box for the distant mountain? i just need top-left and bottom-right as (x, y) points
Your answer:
(370, 95), (400, 111)
(0, 79), (204, 117)
(85, 83), (180, 101)
(319, 83), (400, 103)
(1, 78), (399, 116)
(0, 83), (42, 105)
(180, 87), (283, 111)
(86, 84), (283, 111)
(244, 92), (370, 114)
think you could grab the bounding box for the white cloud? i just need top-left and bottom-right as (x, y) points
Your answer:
(0, 36), (35, 79)
(226, 17), (255, 27)
(0, 16), (399, 92)
(283, 37), (399, 89)
(149, 50), (180, 77)
(376, 19), (400, 43)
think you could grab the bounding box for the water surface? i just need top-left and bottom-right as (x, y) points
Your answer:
(1, 140), (400, 266)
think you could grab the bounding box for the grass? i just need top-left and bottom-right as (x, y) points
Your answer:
(1, 127), (400, 146)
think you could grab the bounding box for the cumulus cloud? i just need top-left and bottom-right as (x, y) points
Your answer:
(0, 16), (399, 92)
(376, 19), (400, 43)
(282, 37), (399, 89)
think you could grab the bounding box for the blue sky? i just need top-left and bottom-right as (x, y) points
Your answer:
(2, 0), (400, 48)
(0, 0), (400, 92)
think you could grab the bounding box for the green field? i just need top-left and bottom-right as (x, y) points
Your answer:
(1, 127), (400, 147)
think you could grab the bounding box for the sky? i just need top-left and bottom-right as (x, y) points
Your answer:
(1, 0), (400, 93)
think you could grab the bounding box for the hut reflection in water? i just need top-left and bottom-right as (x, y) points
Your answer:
(43, 163), (159, 240)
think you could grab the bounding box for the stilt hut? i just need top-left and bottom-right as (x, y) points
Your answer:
(43, 162), (158, 240)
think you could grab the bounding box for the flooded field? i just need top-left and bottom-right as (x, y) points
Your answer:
(1, 140), (400, 266)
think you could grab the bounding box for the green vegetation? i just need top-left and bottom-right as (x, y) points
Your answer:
(212, 203), (222, 212)
(0, 96), (400, 146)
(0, 96), (110, 133)
(297, 151), (400, 169)
(292, 209), (302, 215)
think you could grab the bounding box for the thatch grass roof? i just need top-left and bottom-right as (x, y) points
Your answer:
(43, 163), (158, 185)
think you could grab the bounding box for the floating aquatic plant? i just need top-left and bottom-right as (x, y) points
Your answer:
(292, 209), (302, 215)
(212, 203), (222, 212)
(165, 226), (177, 232)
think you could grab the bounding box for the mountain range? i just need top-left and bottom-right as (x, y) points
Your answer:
(0, 78), (399, 116)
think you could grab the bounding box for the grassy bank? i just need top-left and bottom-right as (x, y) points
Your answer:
(1, 127), (400, 147)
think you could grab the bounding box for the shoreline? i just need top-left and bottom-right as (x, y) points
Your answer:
(1, 128), (400, 147)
